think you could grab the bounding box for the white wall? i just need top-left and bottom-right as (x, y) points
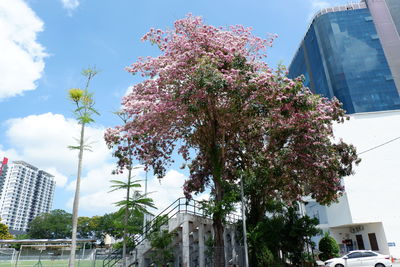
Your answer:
(332, 110), (400, 255)
(325, 193), (353, 227)
(330, 223), (388, 255)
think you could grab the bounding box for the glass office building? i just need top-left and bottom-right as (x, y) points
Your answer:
(289, 1), (400, 114)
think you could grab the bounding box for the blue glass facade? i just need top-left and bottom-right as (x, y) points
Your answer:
(289, 8), (400, 114)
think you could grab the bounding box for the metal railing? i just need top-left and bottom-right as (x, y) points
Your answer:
(102, 248), (122, 267)
(134, 197), (241, 247)
(103, 197), (241, 267)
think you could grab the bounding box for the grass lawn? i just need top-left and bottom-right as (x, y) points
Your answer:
(0, 260), (103, 267)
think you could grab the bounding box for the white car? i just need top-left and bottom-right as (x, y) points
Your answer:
(324, 250), (392, 267)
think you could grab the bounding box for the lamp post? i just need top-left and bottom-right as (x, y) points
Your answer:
(240, 174), (249, 267)
(143, 170), (148, 234)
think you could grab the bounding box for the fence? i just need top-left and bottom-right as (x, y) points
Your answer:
(0, 248), (101, 267)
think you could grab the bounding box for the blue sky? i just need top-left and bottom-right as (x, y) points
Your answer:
(0, 0), (351, 217)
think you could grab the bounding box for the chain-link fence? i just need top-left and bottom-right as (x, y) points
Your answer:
(0, 248), (101, 267)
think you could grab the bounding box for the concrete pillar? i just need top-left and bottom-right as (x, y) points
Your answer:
(137, 250), (145, 267)
(182, 220), (190, 267)
(224, 229), (229, 267)
(198, 224), (205, 267)
(231, 228), (237, 265)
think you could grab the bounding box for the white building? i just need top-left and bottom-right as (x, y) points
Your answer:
(0, 160), (56, 232)
(306, 110), (400, 258)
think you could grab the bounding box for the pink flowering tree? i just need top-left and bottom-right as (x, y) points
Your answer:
(105, 15), (359, 266)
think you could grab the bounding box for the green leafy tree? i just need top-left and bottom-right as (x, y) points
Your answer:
(10, 234), (29, 250)
(110, 179), (155, 264)
(280, 206), (320, 267)
(98, 212), (143, 240)
(28, 209), (72, 239)
(0, 221), (13, 239)
(246, 203), (320, 267)
(68, 67), (99, 267)
(318, 232), (339, 261)
(148, 230), (174, 267)
(77, 216), (100, 239)
(108, 111), (157, 266)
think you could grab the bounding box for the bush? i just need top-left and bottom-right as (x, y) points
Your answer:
(318, 232), (339, 261)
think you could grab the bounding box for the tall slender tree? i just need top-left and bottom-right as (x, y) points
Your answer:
(68, 68), (99, 267)
(107, 111), (156, 266)
(110, 177), (155, 266)
(105, 15), (358, 266)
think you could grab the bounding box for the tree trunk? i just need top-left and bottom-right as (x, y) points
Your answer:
(213, 178), (225, 267)
(69, 123), (85, 267)
(248, 195), (267, 267)
(213, 218), (225, 267)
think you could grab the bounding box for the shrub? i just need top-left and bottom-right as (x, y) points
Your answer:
(318, 232), (339, 261)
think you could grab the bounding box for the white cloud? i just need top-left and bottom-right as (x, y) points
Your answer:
(69, 190), (121, 215)
(0, 145), (20, 162)
(67, 167), (207, 216)
(44, 167), (68, 187)
(125, 86), (133, 96)
(60, 0), (80, 11)
(0, 0), (47, 99)
(307, 0), (352, 20)
(147, 169), (187, 212)
(2, 112), (209, 215)
(66, 163), (128, 214)
(5, 112), (110, 175)
(0, 146), (67, 188)
(309, 0), (330, 10)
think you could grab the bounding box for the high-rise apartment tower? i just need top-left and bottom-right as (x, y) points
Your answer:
(0, 159), (56, 233)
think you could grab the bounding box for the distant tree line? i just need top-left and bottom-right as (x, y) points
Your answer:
(23, 209), (143, 245)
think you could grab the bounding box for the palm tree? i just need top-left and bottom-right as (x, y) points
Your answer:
(110, 178), (156, 266)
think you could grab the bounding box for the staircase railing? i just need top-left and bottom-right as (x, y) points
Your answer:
(133, 197), (241, 247)
(105, 197), (241, 267)
(102, 248), (122, 267)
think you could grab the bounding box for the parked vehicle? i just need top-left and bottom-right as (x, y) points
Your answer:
(324, 250), (392, 267)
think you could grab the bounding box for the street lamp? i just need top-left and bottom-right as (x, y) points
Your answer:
(240, 174), (249, 267)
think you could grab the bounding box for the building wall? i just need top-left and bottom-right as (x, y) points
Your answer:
(291, 1), (400, 257)
(330, 222), (389, 255)
(0, 161), (55, 232)
(385, 0), (400, 34)
(327, 110), (400, 257)
(304, 111), (400, 256)
(289, 5), (400, 114)
(325, 193), (353, 228)
(365, 0), (400, 94)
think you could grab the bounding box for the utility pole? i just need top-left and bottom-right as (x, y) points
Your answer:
(240, 174), (249, 267)
(143, 170), (148, 234)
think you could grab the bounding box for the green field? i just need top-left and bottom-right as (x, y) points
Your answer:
(0, 260), (103, 267)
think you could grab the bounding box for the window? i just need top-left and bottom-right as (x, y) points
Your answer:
(347, 252), (363, 259)
(362, 252), (377, 257)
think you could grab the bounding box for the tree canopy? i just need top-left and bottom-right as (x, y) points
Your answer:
(105, 15), (359, 266)
(28, 209), (72, 239)
(0, 221), (13, 239)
